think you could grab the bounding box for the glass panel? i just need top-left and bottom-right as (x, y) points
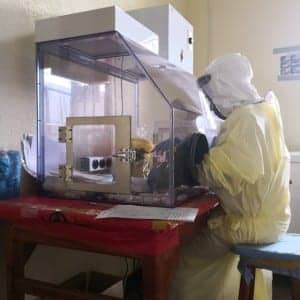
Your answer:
(62, 34), (129, 59)
(122, 37), (203, 115)
(72, 125), (115, 185)
(42, 53), (137, 119)
(172, 107), (209, 203)
(131, 79), (171, 197)
(43, 66), (69, 177)
(145, 119), (172, 193)
(40, 47), (137, 188)
(173, 107), (199, 189)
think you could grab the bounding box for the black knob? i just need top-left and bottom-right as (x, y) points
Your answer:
(180, 50), (184, 62)
(188, 37), (193, 45)
(99, 159), (106, 168)
(92, 159), (99, 169)
(106, 157), (112, 168)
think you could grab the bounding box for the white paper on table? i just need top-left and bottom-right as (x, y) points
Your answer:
(96, 205), (198, 222)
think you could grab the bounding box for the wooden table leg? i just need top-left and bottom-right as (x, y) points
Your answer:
(238, 266), (256, 300)
(5, 226), (26, 300)
(141, 247), (179, 300)
(291, 277), (300, 300)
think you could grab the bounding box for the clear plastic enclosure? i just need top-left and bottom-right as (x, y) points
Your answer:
(37, 31), (203, 207)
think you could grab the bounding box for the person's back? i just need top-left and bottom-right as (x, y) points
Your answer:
(203, 96), (290, 244)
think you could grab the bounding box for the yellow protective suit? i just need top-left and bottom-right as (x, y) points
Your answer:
(170, 92), (290, 299)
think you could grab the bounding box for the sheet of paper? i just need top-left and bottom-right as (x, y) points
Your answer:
(96, 205), (198, 222)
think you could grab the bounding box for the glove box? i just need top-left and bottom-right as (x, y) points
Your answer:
(36, 7), (206, 207)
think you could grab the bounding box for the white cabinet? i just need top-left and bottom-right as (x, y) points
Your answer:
(35, 6), (158, 54)
(129, 4), (194, 74)
(289, 152), (300, 233)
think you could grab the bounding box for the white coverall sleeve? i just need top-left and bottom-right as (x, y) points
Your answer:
(198, 111), (265, 196)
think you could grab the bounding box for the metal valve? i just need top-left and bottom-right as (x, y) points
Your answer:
(113, 148), (136, 162)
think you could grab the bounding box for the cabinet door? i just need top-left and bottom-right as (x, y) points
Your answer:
(59, 116), (131, 194)
(289, 161), (300, 233)
(169, 6), (194, 74)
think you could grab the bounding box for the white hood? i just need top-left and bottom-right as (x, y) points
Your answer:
(202, 53), (262, 118)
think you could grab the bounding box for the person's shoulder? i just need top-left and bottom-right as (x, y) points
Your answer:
(228, 104), (259, 125)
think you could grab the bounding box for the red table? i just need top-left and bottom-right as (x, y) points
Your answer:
(0, 195), (218, 300)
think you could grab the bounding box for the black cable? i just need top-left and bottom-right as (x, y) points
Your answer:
(123, 257), (129, 295)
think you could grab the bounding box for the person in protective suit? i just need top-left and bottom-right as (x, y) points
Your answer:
(170, 53), (291, 300)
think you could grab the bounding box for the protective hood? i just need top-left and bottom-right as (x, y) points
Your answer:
(202, 53), (262, 118)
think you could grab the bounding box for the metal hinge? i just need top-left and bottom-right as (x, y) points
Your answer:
(113, 148), (136, 163)
(59, 165), (73, 181)
(58, 126), (72, 143)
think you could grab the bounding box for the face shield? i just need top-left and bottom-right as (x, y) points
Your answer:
(196, 87), (223, 147)
(197, 74), (226, 120)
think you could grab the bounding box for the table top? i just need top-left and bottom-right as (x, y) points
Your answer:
(0, 195), (218, 256)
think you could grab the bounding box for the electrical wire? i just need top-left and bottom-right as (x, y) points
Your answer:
(122, 257), (129, 295)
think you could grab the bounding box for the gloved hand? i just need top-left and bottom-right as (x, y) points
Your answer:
(147, 133), (209, 191)
(152, 137), (181, 154)
(147, 162), (170, 192)
(174, 133), (209, 187)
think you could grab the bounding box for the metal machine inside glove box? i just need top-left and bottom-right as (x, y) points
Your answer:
(35, 6), (204, 207)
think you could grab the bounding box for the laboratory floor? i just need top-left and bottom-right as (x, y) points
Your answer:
(0, 239), (293, 300)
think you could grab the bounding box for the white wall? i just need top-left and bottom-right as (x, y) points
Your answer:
(207, 0), (300, 150)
